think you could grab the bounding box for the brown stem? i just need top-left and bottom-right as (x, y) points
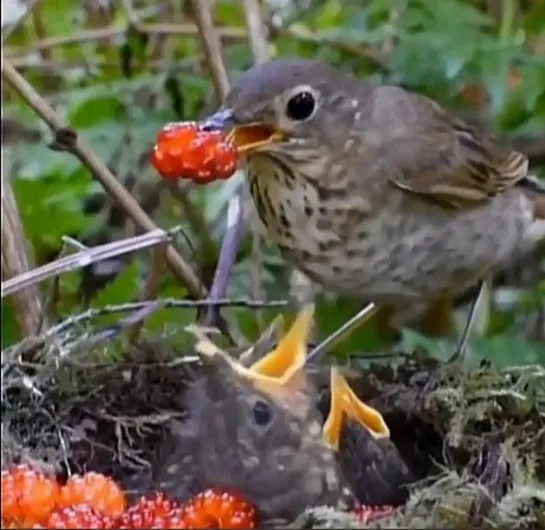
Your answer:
(1, 164), (50, 336)
(3, 24), (247, 58)
(241, 0), (271, 329)
(1, 58), (207, 299)
(242, 0), (271, 64)
(188, 0), (231, 101)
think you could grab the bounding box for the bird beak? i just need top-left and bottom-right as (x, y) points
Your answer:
(201, 108), (284, 154)
(248, 304), (313, 385)
(323, 366), (390, 450)
(190, 305), (314, 396)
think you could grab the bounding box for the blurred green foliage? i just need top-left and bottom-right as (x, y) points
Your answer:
(2, 0), (544, 362)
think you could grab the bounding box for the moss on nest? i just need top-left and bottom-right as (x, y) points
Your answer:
(1, 327), (544, 528)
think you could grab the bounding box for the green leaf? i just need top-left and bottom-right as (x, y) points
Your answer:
(468, 336), (545, 367)
(90, 261), (141, 309)
(69, 96), (126, 128)
(13, 171), (95, 249)
(1, 301), (22, 348)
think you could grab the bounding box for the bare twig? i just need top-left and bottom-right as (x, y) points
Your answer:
(308, 303), (379, 363)
(167, 183), (217, 260)
(188, 0), (230, 101)
(3, 25), (247, 58)
(241, 0), (272, 329)
(127, 242), (169, 343)
(2, 58), (207, 299)
(204, 193), (245, 327)
(242, 0), (271, 64)
(2, 298), (289, 353)
(30, 0), (52, 62)
(1, 229), (172, 299)
(188, 0), (242, 336)
(7, 56), (200, 74)
(1, 162), (50, 334)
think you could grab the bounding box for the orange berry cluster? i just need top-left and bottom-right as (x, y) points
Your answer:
(354, 503), (395, 523)
(150, 122), (238, 183)
(1, 464), (258, 529)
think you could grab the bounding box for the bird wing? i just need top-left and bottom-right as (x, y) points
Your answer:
(384, 117), (528, 209)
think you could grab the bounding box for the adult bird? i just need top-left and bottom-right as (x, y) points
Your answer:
(203, 58), (545, 339)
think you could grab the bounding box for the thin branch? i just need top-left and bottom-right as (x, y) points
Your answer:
(188, 0), (230, 101)
(7, 55), (200, 73)
(127, 242), (169, 343)
(1, 229), (172, 299)
(3, 24), (247, 58)
(1, 161), (50, 334)
(204, 193), (245, 327)
(1, 297), (290, 356)
(241, 0), (271, 330)
(242, 0), (271, 64)
(1, 58), (207, 299)
(308, 303), (379, 363)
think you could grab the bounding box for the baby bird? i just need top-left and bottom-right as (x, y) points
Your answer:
(323, 367), (414, 507)
(150, 306), (352, 524)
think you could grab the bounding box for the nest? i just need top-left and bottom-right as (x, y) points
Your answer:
(2, 322), (544, 529)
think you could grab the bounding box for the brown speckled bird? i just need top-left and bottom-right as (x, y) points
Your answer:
(204, 58), (545, 336)
(150, 307), (354, 524)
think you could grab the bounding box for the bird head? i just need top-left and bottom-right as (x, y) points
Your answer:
(180, 305), (344, 521)
(323, 366), (390, 451)
(202, 59), (368, 165)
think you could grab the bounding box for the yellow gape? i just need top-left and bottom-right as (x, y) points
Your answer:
(323, 366), (390, 450)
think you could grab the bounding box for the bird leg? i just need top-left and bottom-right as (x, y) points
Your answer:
(323, 367), (390, 450)
(420, 295), (455, 337)
(448, 279), (487, 363)
(416, 280), (488, 398)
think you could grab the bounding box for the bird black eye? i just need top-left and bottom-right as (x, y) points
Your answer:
(286, 91), (316, 121)
(252, 400), (272, 426)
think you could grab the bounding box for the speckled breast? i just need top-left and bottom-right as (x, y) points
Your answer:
(247, 155), (535, 304)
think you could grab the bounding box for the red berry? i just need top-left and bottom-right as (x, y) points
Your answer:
(151, 122), (238, 183)
(150, 507), (188, 529)
(1, 464), (60, 525)
(157, 122), (199, 143)
(59, 472), (126, 519)
(182, 488), (258, 529)
(118, 492), (180, 528)
(353, 504), (395, 523)
(46, 504), (114, 528)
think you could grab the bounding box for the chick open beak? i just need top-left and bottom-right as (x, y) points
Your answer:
(202, 109), (284, 154)
(248, 304), (314, 385)
(191, 305), (314, 396)
(323, 366), (390, 450)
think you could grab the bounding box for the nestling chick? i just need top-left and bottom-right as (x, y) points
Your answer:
(151, 306), (352, 524)
(323, 367), (415, 507)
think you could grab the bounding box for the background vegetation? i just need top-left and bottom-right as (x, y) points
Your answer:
(2, 0), (544, 366)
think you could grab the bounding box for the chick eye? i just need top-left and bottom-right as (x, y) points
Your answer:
(252, 399), (273, 426)
(286, 91), (316, 121)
